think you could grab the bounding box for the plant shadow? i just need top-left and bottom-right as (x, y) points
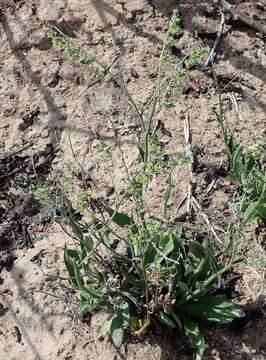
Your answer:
(1, 264), (74, 359)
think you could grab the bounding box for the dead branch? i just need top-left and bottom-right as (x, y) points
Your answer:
(0, 141), (35, 161)
(191, 195), (223, 245)
(205, 10), (225, 67)
(183, 114), (193, 212)
(183, 114), (223, 245)
(213, 0), (266, 35)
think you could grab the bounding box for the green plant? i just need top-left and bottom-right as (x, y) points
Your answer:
(184, 48), (206, 69)
(64, 206), (245, 359)
(45, 10), (246, 359)
(215, 85), (266, 225)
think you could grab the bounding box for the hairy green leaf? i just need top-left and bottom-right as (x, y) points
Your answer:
(97, 316), (113, 337)
(112, 327), (124, 347)
(110, 303), (130, 347)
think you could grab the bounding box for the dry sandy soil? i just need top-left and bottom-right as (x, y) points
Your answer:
(0, 1), (266, 359)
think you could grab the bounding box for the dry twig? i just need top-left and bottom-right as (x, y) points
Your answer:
(183, 114), (194, 212)
(0, 141), (35, 161)
(191, 195), (223, 245)
(183, 114), (223, 245)
(205, 10), (226, 67)
(213, 0), (266, 35)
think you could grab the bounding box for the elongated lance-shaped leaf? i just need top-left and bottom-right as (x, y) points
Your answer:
(155, 311), (176, 328)
(175, 258), (246, 306)
(65, 248), (79, 261)
(143, 243), (157, 268)
(178, 295), (245, 323)
(72, 258), (84, 289)
(68, 216), (85, 243)
(243, 182), (266, 224)
(182, 316), (205, 360)
(106, 207), (133, 228)
(98, 315), (113, 337)
(138, 146), (145, 162)
(155, 233), (182, 265)
(123, 275), (145, 290)
(64, 248), (82, 288)
(84, 235), (94, 253)
(120, 291), (142, 311)
(231, 144), (244, 172)
(227, 134), (235, 159)
(112, 327), (124, 347)
(243, 200), (263, 224)
(98, 303), (130, 343)
(64, 248), (104, 298)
